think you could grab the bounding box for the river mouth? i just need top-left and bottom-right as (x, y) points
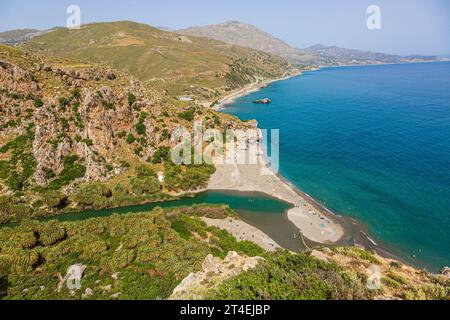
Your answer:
(3, 188), (432, 270)
(6, 190), (308, 252)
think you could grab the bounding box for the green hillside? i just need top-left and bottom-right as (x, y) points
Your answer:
(23, 21), (295, 100)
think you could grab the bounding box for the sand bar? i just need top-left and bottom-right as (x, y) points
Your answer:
(208, 158), (344, 244)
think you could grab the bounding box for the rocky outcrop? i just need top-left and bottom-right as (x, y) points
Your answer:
(33, 106), (72, 186)
(56, 263), (86, 292)
(253, 98), (271, 104)
(0, 59), (39, 92)
(170, 251), (263, 300)
(441, 267), (450, 278)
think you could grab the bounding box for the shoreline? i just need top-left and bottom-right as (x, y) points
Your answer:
(214, 70), (302, 111)
(210, 70), (437, 271)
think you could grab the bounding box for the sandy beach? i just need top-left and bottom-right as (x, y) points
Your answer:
(202, 217), (282, 251)
(208, 157), (345, 244)
(208, 70), (346, 245)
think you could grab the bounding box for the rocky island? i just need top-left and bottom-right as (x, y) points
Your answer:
(253, 98), (272, 104)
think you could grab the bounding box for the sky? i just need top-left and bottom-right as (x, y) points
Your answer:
(1, 0), (449, 55)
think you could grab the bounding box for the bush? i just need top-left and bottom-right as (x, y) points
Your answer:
(47, 155), (86, 190)
(72, 182), (112, 209)
(129, 165), (160, 195)
(33, 97), (44, 108)
(152, 146), (170, 164)
(58, 97), (69, 110)
(178, 109), (195, 121)
(127, 92), (136, 106)
(211, 252), (372, 300)
(126, 133), (136, 144)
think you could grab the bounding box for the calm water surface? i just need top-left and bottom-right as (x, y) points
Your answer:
(224, 62), (450, 271)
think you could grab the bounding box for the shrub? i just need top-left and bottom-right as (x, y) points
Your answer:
(58, 97), (69, 110)
(127, 92), (136, 106)
(152, 146), (170, 164)
(178, 109), (195, 121)
(47, 155), (86, 190)
(211, 252), (372, 300)
(33, 97), (44, 108)
(130, 176), (161, 195)
(126, 133), (136, 144)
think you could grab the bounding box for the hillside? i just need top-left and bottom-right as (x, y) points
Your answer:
(0, 43), (250, 223)
(0, 206), (448, 300)
(178, 21), (313, 65)
(22, 21), (297, 101)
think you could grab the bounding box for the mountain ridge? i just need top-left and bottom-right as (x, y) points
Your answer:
(178, 20), (314, 65)
(178, 21), (442, 66)
(22, 21), (297, 101)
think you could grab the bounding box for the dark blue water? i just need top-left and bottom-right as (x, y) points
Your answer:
(224, 62), (450, 271)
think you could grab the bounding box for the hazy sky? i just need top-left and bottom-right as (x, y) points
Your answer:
(1, 0), (449, 55)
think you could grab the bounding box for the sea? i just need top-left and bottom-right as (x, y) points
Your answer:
(223, 62), (450, 271)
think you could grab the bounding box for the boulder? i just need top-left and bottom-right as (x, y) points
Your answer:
(170, 252), (264, 300)
(441, 266), (450, 278)
(253, 98), (271, 104)
(310, 249), (329, 263)
(57, 264), (86, 292)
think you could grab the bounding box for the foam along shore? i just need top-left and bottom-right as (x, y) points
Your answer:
(214, 71), (302, 110)
(208, 153), (345, 244)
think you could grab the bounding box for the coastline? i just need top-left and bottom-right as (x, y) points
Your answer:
(207, 155), (345, 245)
(214, 71), (302, 111)
(210, 70), (346, 245)
(209, 70), (431, 270)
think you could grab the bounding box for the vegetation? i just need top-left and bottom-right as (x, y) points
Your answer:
(47, 155), (86, 190)
(130, 165), (160, 195)
(164, 161), (216, 191)
(23, 21), (294, 98)
(178, 108), (196, 122)
(0, 206), (261, 300)
(0, 125), (37, 192)
(127, 92), (136, 107)
(151, 146), (170, 164)
(210, 251), (374, 300)
(208, 250), (449, 300)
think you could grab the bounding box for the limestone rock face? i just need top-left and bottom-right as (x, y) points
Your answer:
(0, 59), (38, 92)
(170, 251), (263, 300)
(33, 106), (72, 186)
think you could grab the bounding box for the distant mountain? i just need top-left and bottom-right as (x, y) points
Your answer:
(304, 44), (442, 66)
(178, 21), (313, 65)
(0, 29), (41, 44)
(178, 21), (441, 67)
(0, 28), (63, 45)
(23, 21), (296, 99)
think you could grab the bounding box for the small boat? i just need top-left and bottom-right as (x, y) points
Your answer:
(253, 98), (272, 104)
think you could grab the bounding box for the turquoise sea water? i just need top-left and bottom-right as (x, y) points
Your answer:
(224, 62), (450, 271)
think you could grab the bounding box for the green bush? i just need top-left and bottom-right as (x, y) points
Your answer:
(178, 108), (195, 121)
(127, 92), (136, 107)
(211, 251), (372, 300)
(126, 133), (136, 144)
(33, 97), (44, 108)
(152, 146), (170, 164)
(47, 155), (86, 190)
(130, 176), (160, 195)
